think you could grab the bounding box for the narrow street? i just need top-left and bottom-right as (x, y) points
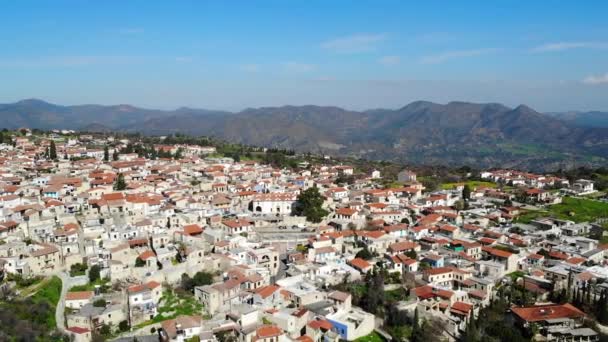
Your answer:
(55, 272), (70, 334)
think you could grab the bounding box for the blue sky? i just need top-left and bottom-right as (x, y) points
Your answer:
(1, 1), (608, 111)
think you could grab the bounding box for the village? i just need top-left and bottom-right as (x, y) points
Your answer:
(1, 129), (608, 342)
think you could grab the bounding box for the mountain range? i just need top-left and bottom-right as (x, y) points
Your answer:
(2, 98), (608, 170)
(546, 111), (608, 128)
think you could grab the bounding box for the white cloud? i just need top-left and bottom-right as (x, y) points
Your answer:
(420, 48), (500, 64)
(583, 72), (608, 85)
(321, 33), (387, 53)
(283, 62), (316, 73)
(240, 64), (260, 73)
(532, 42), (608, 52)
(378, 55), (400, 66)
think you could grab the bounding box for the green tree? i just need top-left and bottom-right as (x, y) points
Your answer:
(114, 173), (127, 190)
(411, 308), (421, 342)
(462, 184), (471, 201)
(461, 311), (480, 342)
(99, 324), (111, 337)
(135, 257), (146, 267)
(112, 150), (119, 161)
(118, 320), (130, 332)
(93, 298), (106, 307)
(355, 247), (373, 260)
(69, 263), (88, 277)
(174, 147), (184, 159)
(88, 264), (101, 283)
(103, 145), (109, 162)
(296, 187), (329, 223)
(405, 249), (417, 259)
(49, 140), (57, 160)
(181, 271), (215, 292)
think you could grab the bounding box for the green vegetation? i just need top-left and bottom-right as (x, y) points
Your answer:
(88, 264), (101, 282)
(517, 196), (608, 224)
(69, 262), (88, 277)
(441, 180), (497, 190)
(384, 287), (409, 302)
(113, 173), (127, 190)
(295, 186), (329, 223)
(6, 273), (43, 289)
(354, 331), (385, 342)
(49, 140), (57, 160)
(548, 197), (608, 222)
(507, 271), (526, 282)
(355, 246), (373, 260)
(135, 288), (203, 329)
(29, 276), (63, 329)
(0, 276), (66, 341)
(135, 257), (146, 267)
(180, 271), (214, 292)
(93, 298), (107, 307)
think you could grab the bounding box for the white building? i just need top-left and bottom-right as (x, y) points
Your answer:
(251, 192), (297, 215)
(397, 169), (417, 183)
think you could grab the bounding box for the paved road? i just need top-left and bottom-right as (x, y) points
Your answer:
(55, 272), (70, 334)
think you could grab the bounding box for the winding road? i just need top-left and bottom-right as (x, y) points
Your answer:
(55, 272), (70, 334)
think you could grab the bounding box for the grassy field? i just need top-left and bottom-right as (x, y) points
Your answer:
(135, 289), (204, 329)
(441, 180), (497, 190)
(31, 276), (62, 328)
(384, 288), (409, 302)
(354, 331), (385, 342)
(517, 197), (608, 223)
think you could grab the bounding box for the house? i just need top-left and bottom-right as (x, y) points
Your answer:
(128, 281), (163, 324)
(348, 258), (372, 274)
(422, 254), (444, 268)
(572, 179), (595, 195)
(65, 291), (95, 309)
(223, 218), (254, 235)
(481, 246), (518, 273)
(67, 303), (126, 332)
(387, 241), (420, 255)
(27, 243), (62, 275)
(253, 325), (286, 342)
(397, 170), (417, 183)
(160, 315), (203, 341)
(66, 327), (92, 342)
(511, 304), (596, 341)
(326, 308), (375, 341)
(252, 193), (297, 215)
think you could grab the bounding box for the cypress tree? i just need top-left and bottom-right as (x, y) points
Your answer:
(114, 173), (127, 191)
(49, 140), (57, 160)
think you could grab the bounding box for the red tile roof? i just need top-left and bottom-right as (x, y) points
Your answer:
(139, 250), (156, 260)
(183, 224), (204, 236)
(66, 291), (94, 301)
(512, 304), (585, 322)
(254, 285), (280, 299)
(349, 257), (371, 271)
(308, 319), (333, 331)
(255, 325), (283, 339)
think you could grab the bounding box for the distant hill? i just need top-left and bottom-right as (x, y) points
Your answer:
(2, 98), (608, 170)
(547, 111), (608, 128)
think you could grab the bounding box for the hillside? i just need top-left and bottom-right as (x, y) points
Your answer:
(2, 99), (608, 170)
(548, 111), (608, 128)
